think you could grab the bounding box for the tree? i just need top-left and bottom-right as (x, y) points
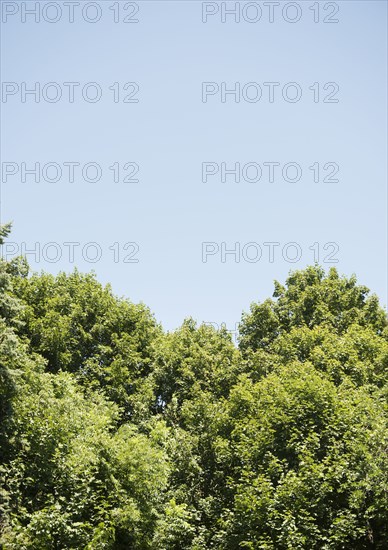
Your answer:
(12, 270), (161, 416)
(239, 266), (388, 387)
(1, 370), (170, 549)
(213, 365), (388, 548)
(1, 226), (170, 548)
(1, 233), (387, 548)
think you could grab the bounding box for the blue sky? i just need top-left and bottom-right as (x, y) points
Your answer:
(1, 0), (387, 332)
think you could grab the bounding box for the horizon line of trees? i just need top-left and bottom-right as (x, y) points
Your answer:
(1, 223), (387, 549)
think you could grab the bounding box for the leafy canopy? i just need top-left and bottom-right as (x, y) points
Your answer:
(1, 227), (387, 549)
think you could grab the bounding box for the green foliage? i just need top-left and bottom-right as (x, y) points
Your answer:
(215, 365), (388, 548)
(1, 227), (387, 549)
(239, 266), (388, 386)
(239, 266), (387, 354)
(12, 270), (161, 414)
(1, 369), (170, 549)
(151, 318), (240, 408)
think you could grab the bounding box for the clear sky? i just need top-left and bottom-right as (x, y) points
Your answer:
(1, 0), (387, 333)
